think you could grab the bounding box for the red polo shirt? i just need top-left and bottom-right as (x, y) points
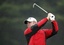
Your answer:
(24, 18), (58, 45)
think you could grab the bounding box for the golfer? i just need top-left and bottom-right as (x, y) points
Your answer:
(24, 13), (58, 45)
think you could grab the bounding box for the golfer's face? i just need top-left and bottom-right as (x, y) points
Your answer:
(27, 22), (33, 27)
(27, 21), (36, 28)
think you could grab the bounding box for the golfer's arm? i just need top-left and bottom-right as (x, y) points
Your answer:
(44, 20), (58, 39)
(37, 18), (48, 28)
(51, 20), (58, 35)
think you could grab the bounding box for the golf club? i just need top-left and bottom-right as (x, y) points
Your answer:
(33, 3), (48, 14)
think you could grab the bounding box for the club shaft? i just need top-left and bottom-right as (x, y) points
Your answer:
(34, 3), (48, 13)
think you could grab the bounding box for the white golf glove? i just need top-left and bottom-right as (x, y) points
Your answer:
(49, 13), (55, 21)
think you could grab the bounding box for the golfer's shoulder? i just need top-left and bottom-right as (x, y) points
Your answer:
(38, 29), (50, 31)
(24, 28), (32, 35)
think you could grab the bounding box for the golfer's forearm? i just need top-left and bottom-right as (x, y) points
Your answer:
(37, 18), (48, 27)
(51, 20), (59, 35)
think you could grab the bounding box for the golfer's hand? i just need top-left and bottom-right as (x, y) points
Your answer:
(49, 13), (55, 21)
(47, 13), (51, 20)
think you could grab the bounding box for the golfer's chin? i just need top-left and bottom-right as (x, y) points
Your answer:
(27, 24), (35, 28)
(27, 25), (32, 28)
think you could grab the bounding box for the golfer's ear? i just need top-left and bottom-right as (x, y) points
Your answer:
(33, 21), (37, 24)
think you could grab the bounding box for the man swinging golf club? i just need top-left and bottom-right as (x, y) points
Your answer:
(24, 13), (59, 45)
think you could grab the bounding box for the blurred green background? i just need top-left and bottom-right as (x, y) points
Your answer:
(0, 0), (64, 45)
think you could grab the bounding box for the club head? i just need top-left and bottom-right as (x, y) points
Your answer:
(33, 3), (36, 8)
